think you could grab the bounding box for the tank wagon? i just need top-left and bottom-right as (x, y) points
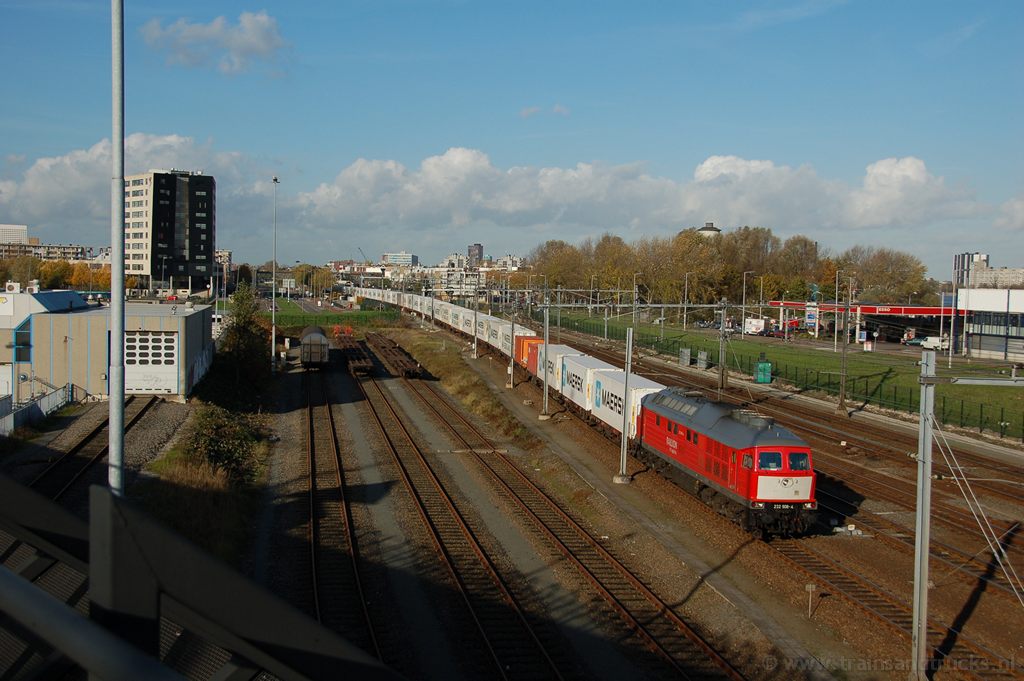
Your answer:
(300, 326), (331, 368)
(351, 287), (817, 536)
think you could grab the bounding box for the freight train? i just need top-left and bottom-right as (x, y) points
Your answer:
(353, 288), (816, 535)
(299, 326), (331, 368)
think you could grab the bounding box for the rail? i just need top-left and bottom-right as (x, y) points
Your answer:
(355, 374), (562, 680)
(404, 376), (743, 681)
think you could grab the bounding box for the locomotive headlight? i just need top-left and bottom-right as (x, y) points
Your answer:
(751, 502), (765, 509)
(803, 502), (817, 509)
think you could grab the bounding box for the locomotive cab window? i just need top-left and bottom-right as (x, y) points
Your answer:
(742, 454), (753, 469)
(758, 451), (782, 470)
(788, 452), (811, 471)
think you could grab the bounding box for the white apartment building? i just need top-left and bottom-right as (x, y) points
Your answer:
(0, 224), (28, 244)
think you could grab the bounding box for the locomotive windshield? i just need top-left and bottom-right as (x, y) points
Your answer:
(758, 452), (783, 470)
(788, 452), (811, 471)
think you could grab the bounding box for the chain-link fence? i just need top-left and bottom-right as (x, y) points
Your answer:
(536, 310), (1024, 443)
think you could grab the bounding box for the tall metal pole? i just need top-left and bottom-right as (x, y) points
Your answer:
(742, 270), (753, 336)
(613, 327), (634, 484)
(108, 0), (125, 495)
(683, 272), (691, 330)
(270, 176), (279, 372)
(949, 265), (957, 368)
(834, 269), (841, 353)
(472, 286), (478, 359)
(556, 285), (561, 344)
(759, 275), (764, 319)
(910, 350), (936, 680)
(717, 300), (728, 393)
(539, 303), (550, 420)
(838, 276), (852, 411)
(507, 317), (515, 389)
(632, 272), (640, 329)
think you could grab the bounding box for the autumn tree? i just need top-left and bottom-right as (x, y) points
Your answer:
(220, 281), (267, 386)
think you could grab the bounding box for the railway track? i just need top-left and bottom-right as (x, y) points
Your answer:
(403, 376), (744, 681)
(772, 539), (1020, 680)
(355, 374), (564, 681)
(571, 338), (1023, 592)
(28, 395), (158, 501)
(814, 488), (1023, 604)
(304, 371), (380, 658)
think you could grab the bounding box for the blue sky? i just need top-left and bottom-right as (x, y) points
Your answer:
(1, 0), (1021, 277)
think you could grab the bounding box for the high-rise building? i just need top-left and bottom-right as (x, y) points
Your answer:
(468, 243), (483, 268)
(0, 224), (28, 244)
(953, 252), (988, 287)
(123, 169), (216, 291)
(382, 252), (419, 267)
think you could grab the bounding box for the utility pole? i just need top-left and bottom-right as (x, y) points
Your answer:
(556, 285), (561, 344)
(837, 275), (853, 412)
(472, 285), (478, 359)
(613, 327), (634, 485)
(909, 355), (1024, 680)
(910, 350), (935, 681)
(682, 272), (693, 330)
(717, 299), (728, 393)
(507, 316), (515, 389)
(539, 302), (551, 421)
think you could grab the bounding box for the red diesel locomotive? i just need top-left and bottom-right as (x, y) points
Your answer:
(636, 389), (816, 536)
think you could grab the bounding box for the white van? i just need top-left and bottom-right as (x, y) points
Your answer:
(921, 336), (949, 351)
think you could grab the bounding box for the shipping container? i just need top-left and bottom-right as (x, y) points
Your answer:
(561, 355), (618, 412)
(515, 335), (542, 367)
(592, 371), (666, 438)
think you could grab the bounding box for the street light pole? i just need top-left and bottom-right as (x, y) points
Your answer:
(742, 270), (754, 336)
(109, 0), (126, 495)
(271, 176), (279, 373)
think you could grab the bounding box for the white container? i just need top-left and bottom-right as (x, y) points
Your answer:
(561, 355), (618, 412)
(591, 371), (666, 438)
(535, 344), (582, 390)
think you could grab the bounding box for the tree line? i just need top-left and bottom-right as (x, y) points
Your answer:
(521, 227), (937, 307)
(0, 256), (118, 291)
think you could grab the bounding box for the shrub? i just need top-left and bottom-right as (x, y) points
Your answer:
(187, 405), (264, 484)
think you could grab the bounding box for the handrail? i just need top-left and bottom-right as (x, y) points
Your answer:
(0, 566), (183, 681)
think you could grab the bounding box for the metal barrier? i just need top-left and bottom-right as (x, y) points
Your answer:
(0, 386), (71, 437)
(0, 475), (404, 680)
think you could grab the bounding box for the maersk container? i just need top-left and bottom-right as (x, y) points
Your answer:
(533, 343), (582, 391)
(561, 355), (618, 412)
(591, 371), (666, 439)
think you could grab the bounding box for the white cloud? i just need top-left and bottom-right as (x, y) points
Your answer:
(519, 106), (541, 118)
(0, 133), (261, 250)
(995, 196), (1024, 231)
(141, 11), (286, 74)
(552, 103), (570, 116)
(1, 138), (1013, 274)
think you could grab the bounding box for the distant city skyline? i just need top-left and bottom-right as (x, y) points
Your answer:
(1, 1), (1021, 277)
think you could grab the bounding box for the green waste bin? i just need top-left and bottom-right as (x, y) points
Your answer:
(755, 360), (773, 384)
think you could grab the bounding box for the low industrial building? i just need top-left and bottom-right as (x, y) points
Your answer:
(959, 288), (1024, 362)
(0, 287), (213, 403)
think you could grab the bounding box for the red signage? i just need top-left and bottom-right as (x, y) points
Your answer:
(766, 301), (966, 316)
